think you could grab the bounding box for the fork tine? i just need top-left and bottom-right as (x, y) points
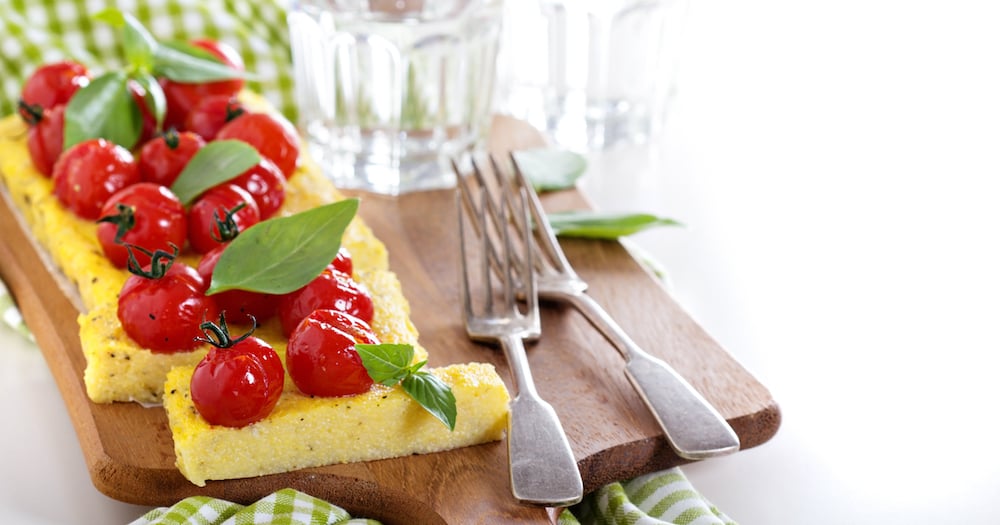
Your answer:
(506, 153), (579, 277)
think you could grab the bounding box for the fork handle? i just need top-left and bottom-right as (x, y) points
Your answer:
(499, 334), (583, 507)
(565, 293), (741, 460)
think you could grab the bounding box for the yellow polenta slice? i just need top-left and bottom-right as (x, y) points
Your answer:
(0, 104), (510, 486)
(166, 362), (509, 486)
(0, 113), (414, 403)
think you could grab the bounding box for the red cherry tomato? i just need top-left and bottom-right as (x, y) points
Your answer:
(137, 129), (205, 187)
(190, 316), (284, 427)
(216, 112), (300, 179)
(183, 94), (245, 141)
(286, 309), (378, 397)
(19, 102), (65, 177)
(331, 246), (353, 277)
(160, 39), (245, 130)
(278, 267), (374, 337)
(186, 183), (261, 254)
(117, 258), (220, 353)
(52, 138), (141, 220)
(197, 244), (278, 324)
(96, 183), (187, 269)
(230, 157), (286, 219)
(21, 60), (90, 110)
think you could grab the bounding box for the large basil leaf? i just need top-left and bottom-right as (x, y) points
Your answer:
(207, 199), (359, 295)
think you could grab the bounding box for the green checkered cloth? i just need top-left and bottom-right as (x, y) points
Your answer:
(0, 279), (33, 342)
(559, 469), (736, 525)
(0, 0), (298, 122)
(130, 488), (381, 525)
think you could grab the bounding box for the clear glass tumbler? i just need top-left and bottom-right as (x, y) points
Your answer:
(496, 0), (689, 151)
(288, 0), (503, 195)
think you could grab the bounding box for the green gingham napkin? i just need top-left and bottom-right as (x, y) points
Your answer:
(130, 488), (381, 525)
(0, 0), (298, 122)
(0, 3), (737, 523)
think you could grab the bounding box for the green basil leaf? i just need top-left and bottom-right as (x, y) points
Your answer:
(547, 210), (683, 239)
(207, 199), (359, 295)
(402, 371), (457, 431)
(129, 71), (166, 131)
(356, 344), (415, 386)
(63, 71), (141, 150)
(95, 9), (157, 72)
(170, 140), (261, 205)
(154, 41), (247, 83)
(513, 148), (587, 191)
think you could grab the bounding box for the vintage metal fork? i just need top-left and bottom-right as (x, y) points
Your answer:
(460, 154), (741, 461)
(456, 176), (583, 507)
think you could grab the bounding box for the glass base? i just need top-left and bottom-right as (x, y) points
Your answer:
(307, 140), (459, 196)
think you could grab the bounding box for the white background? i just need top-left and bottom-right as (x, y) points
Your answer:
(4, 0), (1000, 523)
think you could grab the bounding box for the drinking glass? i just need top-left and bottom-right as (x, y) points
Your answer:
(288, 0), (503, 194)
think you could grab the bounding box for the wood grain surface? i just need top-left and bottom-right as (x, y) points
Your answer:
(0, 144), (780, 524)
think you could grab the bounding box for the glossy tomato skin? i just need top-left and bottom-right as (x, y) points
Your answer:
(137, 130), (205, 187)
(187, 184), (261, 254)
(216, 112), (300, 179)
(190, 335), (284, 427)
(96, 183), (187, 269)
(230, 157), (286, 220)
(24, 104), (65, 177)
(21, 60), (90, 110)
(278, 267), (375, 337)
(118, 262), (220, 353)
(197, 244), (278, 324)
(286, 309), (379, 397)
(160, 39), (245, 130)
(52, 138), (141, 220)
(183, 94), (244, 141)
(331, 246), (353, 277)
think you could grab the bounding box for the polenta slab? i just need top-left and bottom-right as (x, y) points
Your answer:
(0, 106), (510, 486)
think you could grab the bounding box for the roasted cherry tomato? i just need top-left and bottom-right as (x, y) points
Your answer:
(197, 244), (278, 324)
(286, 309), (378, 397)
(215, 111), (300, 179)
(52, 138), (140, 220)
(19, 102), (65, 177)
(331, 246), (353, 277)
(183, 94), (245, 141)
(117, 249), (219, 353)
(230, 157), (286, 220)
(186, 183), (261, 254)
(160, 39), (245, 130)
(278, 267), (374, 337)
(137, 129), (205, 187)
(190, 314), (284, 427)
(20, 60), (90, 110)
(96, 183), (187, 269)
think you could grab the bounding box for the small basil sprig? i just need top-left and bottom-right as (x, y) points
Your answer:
(546, 210), (682, 240)
(62, 9), (244, 150)
(207, 199), (359, 295)
(356, 344), (457, 431)
(63, 71), (142, 149)
(170, 140), (261, 205)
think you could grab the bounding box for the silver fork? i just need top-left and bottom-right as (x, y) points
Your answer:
(462, 154), (741, 461)
(456, 176), (584, 507)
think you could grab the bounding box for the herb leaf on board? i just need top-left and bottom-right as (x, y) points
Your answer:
(546, 210), (682, 239)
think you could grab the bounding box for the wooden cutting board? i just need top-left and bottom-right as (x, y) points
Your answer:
(0, 137), (779, 524)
